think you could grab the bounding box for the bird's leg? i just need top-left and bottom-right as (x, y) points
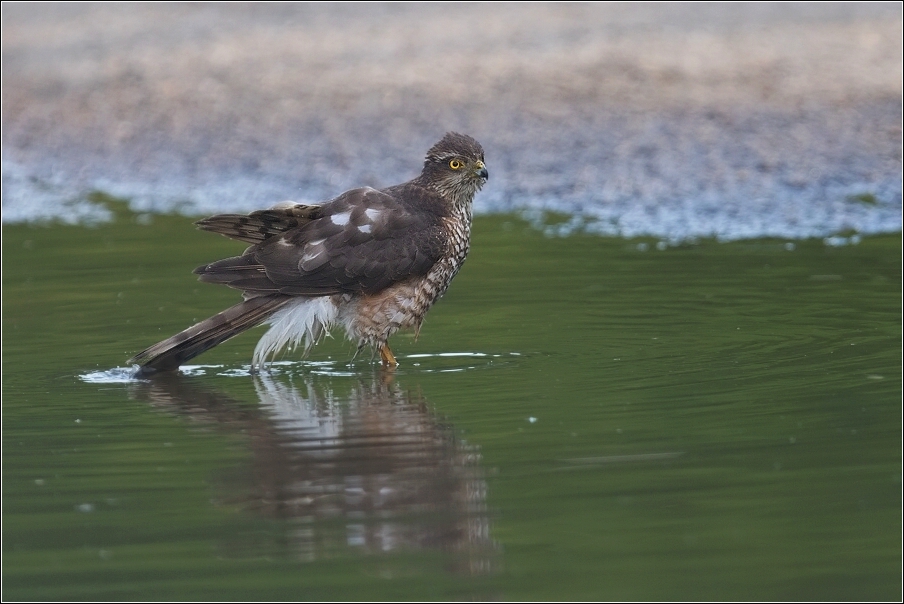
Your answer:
(351, 344), (363, 361)
(379, 343), (398, 366)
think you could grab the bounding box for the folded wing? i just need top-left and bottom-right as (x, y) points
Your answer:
(194, 186), (447, 296)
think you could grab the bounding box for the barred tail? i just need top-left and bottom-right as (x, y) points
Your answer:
(129, 295), (291, 375)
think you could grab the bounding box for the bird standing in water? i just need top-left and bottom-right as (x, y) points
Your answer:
(130, 132), (488, 375)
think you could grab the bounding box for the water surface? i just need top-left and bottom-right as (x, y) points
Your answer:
(3, 211), (900, 600)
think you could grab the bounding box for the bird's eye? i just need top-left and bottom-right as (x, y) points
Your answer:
(449, 159), (462, 170)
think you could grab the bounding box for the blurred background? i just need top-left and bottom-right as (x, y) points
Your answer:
(3, 4), (901, 601)
(3, 3), (901, 239)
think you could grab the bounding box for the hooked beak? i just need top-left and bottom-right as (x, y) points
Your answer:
(474, 160), (489, 180)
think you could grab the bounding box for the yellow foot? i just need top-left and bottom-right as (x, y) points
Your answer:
(379, 344), (398, 367)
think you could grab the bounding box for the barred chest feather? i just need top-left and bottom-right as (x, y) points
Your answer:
(339, 206), (473, 346)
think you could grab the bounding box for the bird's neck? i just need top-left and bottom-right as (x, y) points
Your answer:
(415, 176), (480, 218)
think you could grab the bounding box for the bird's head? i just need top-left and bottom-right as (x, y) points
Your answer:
(420, 132), (488, 202)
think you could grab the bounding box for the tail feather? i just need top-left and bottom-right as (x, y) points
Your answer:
(129, 295), (290, 375)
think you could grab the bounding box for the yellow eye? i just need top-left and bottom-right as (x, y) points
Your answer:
(449, 159), (462, 170)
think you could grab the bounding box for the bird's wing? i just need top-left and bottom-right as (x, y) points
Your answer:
(195, 203), (323, 244)
(195, 186), (447, 296)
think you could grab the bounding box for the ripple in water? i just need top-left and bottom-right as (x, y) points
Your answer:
(79, 352), (523, 383)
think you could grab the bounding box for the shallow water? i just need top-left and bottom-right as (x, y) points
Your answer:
(2, 211), (901, 600)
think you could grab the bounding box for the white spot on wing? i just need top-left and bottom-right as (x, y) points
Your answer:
(364, 208), (382, 221)
(331, 212), (351, 226)
(358, 224), (372, 234)
(301, 248), (323, 263)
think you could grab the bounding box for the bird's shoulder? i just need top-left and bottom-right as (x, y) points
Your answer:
(275, 183), (448, 246)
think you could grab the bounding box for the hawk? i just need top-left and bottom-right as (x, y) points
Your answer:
(129, 132), (488, 375)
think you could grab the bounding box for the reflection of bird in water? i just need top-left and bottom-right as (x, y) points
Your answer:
(129, 133), (488, 375)
(129, 371), (495, 573)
